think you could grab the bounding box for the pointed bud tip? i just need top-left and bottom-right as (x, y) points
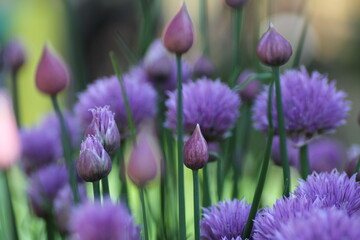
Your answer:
(184, 124), (209, 170)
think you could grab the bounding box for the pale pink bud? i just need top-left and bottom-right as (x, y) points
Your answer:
(0, 91), (20, 169)
(257, 24), (293, 66)
(225, 0), (249, 8)
(35, 45), (70, 95)
(162, 3), (194, 54)
(127, 130), (158, 187)
(184, 124), (208, 170)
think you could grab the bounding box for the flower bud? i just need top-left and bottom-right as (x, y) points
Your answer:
(143, 40), (172, 80)
(237, 70), (261, 102)
(193, 56), (215, 78)
(127, 130), (158, 187)
(35, 45), (70, 95)
(184, 124), (209, 170)
(0, 91), (20, 169)
(224, 0), (249, 8)
(3, 39), (26, 74)
(77, 136), (112, 182)
(162, 3), (194, 54)
(257, 24), (292, 66)
(85, 106), (120, 155)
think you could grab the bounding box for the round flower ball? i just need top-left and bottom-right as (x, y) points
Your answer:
(165, 78), (241, 141)
(252, 66), (351, 146)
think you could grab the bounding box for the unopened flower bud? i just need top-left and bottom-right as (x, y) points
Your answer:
(224, 0), (249, 8)
(184, 124), (209, 170)
(162, 3), (194, 54)
(127, 130), (158, 187)
(35, 45), (70, 95)
(77, 136), (112, 182)
(143, 40), (172, 80)
(193, 56), (215, 78)
(3, 39), (26, 74)
(237, 70), (261, 102)
(85, 106), (120, 155)
(257, 24), (292, 66)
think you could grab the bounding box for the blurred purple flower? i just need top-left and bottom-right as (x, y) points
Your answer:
(345, 144), (360, 180)
(275, 207), (360, 240)
(294, 170), (360, 216)
(2, 39), (26, 73)
(20, 112), (80, 175)
(200, 199), (251, 240)
(252, 67), (351, 146)
(192, 55), (215, 78)
(237, 70), (261, 102)
(74, 73), (157, 137)
(271, 136), (299, 168)
(71, 199), (140, 240)
(165, 78), (241, 141)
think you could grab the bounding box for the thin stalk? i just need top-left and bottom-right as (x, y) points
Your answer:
(101, 176), (110, 197)
(300, 144), (310, 179)
(354, 156), (360, 175)
(202, 164), (211, 207)
(92, 181), (100, 200)
(199, 0), (210, 56)
(272, 67), (290, 197)
(242, 81), (275, 239)
(193, 170), (200, 240)
(45, 218), (54, 240)
(11, 72), (20, 126)
(217, 157), (222, 201)
(3, 171), (19, 240)
(232, 72), (272, 92)
(118, 144), (129, 206)
(292, 18), (309, 69)
(140, 188), (149, 240)
(139, 0), (152, 56)
(230, 7), (243, 86)
(176, 54), (186, 240)
(50, 95), (80, 203)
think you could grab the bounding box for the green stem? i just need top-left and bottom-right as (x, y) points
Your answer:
(139, 0), (151, 56)
(292, 18), (309, 69)
(300, 144), (310, 179)
(176, 54), (186, 240)
(202, 164), (211, 207)
(217, 157), (222, 201)
(354, 156), (360, 175)
(3, 171), (19, 240)
(242, 80), (275, 239)
(50, 95), (80, 203)
(272, 67), (290, 197)
(45, 217), (54, 240)
(118, 144), (129, 206)
(199, 0), (210, 56)
(101, 176), (110, 197)
(193, 170), (200, 240)
(140, 188), (149, 240)
(92, 181), (100, 200)
(230, 7), (243, 86)
(232, 72), (272, 92)
(11, 72), (20, 126)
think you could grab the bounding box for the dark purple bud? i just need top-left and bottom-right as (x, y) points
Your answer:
(257, 24), (292, 66)
(345, 145), (360, 181)
(85, 106), (120, 155)
(77, 136), (112, 182)
(162, 3), (194, 54)
(237, 70), (261, 102)
(193, 56), (215, 78)
(143, 40), (172, 80)
(127, 130), (158, 187)
(208, 142), (221, 162)
(224, 0), (249, 8)
(184, 124), (209, 170)
(3, 39), (26, 74)
(35, 45), (70, 95)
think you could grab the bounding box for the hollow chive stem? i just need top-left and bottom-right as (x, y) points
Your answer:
(45, 217), (54, 240)
(3, 171), (19, 240)
(101, 176), (110, 197)
(217, 157), (222, 201)
(242, 80), (275, 239)
(118, 144), (129, 206)
(140, 188), (149, 240)
(193, 170), (200, 240)
(300, 144), (310, 179)
(272, 67), (290, 197)
(230, 7), (244, 86)
(354, 156), (360, 175)
(202, 164), (211, 207)
(199, 0), (210, 56)
(50, 95), (80, 203)
(92, 181), (100, 200)
(176, 54), (186, 240)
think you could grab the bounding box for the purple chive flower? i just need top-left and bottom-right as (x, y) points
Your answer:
(184, 124), (209, 170)
(2, 39), (26, 73)
(252, 66), (351, 146)
(274, 207), (360, 240)
(85, 106), (120, 155)
(165, 78), (241, 141)
(271, 136), (299, 168)
(71, 199), (140, 240)
(294, 170), (360, 216)
(237, 70), (262, 102)
(77, 136), (112, 182)
(20, 112), (80, 175)
(200, 199), (251, 240)
(345, 144), (360, 180)
(142, 39), (192, 91)
(192, 56), (215, 78)
(27, 164), (69, 219)
(74, 74), (157, 138)
(253, 196), (324, 240)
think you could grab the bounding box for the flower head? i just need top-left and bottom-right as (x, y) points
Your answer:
(200, 199), (251, 240)
(85, 106), (120, 154)
(74, 74), (157, 138)
(2, 39), (26, 73)
(184, 124), (209, 170)
(252, 67), (351, 146)
(71, 199), (140, 240)
(35, 45), (70, 95)
(77, 136), (112, 182)
(294, 170), (360, 216)
(165, 78), (241, 141)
